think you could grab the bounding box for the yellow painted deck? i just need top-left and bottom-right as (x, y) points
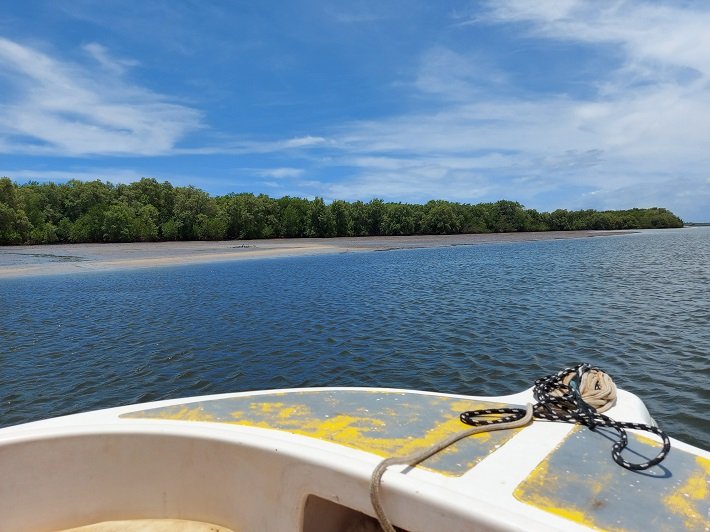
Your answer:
(123, 389), (710, 530)
(515, 426), (710, 531)
(122, 389), (521, 476)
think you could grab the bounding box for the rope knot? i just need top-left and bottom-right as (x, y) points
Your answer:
(532, 363), (670, 471)
(370, 363), (672, 531)
(563, 366), (617, 413)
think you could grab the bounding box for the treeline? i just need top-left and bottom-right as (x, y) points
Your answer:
(0, 177), (683, 245)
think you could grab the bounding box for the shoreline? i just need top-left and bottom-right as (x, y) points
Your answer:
(0, 230), (636, 279)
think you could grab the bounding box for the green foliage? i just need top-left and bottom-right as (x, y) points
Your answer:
(0, 178), (685, 245)
(102, 202), (135, 242)
(69, 206), (105, 243)
(539, 207), (684, 232)
(349, 200), (370, 237)
(173, 186), (215, 240)
(365, 199), (386, 236)
(160, 219), (179, 240)
(134, 204), (160, 241)
(276, 196), (311, 238)
(422, 200), (463, 234)
(0, 177), (32, 244)
(309, 197), (336, 238)
(330, 200), (353, 237)
(382, 203), (416, 236)
(219, 193), (278, 239)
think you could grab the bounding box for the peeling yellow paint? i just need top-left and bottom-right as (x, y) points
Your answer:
(244, 398), (507, 474)
(513, 426), (626, 531)
(277, 404), (312, 420)
(250, 401), (286, 414)
(120, 392), (522, 476)
(663, 455), (710, 530)
(122, 393), (710, 528)
(632, 433), (661, 447)
(514, 461), (612, 531)
(140, 405), (218, 422)
(515, 429), (710, 532)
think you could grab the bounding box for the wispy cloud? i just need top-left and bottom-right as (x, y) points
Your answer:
(172, 135), (329, 156)
(481, 0), (710, 74)
(0, 167), (145, 184)
(0, 37), (202, 156)
(257, 167), (305, 179)
(3, 2), (708, 220)
(0, 166), (242, 192)
(82, 42), (139, 75)
(414, 46), (507, 101)
(316, 1), (710, 219)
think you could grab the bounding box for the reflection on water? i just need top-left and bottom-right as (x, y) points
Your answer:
(1, 228), (708, 448)
(0, 251), (87, 265)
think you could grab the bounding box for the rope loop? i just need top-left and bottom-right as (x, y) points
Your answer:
(459, 407), (530, 427)
(370, 363), (671, 531)
(526, 363), (671, 471)
(371, 404), (534, 532)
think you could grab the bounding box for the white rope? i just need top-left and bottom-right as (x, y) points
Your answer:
(369, 403), (534, 532)
(563, 367), (617, 413)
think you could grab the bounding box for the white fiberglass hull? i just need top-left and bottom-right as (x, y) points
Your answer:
(0, 387), (707, 531)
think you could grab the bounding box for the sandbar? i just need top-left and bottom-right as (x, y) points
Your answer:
(0, 230), (635, 279)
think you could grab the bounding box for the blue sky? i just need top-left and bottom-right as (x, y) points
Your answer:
(1, 1), (708, 221)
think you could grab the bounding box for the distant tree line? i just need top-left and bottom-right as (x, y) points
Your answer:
(0, 177), (684, 245)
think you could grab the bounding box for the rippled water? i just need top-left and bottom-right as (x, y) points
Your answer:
(1, 228), (708, 448)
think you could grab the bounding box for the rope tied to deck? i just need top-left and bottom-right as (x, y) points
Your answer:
(523, 363), (670, 470)
(460, 364), (671, 471)
(370, 404), (534, 532)
(370, 363), (671, 532)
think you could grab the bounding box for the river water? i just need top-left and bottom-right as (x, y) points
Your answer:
(1, 228), (708, 448)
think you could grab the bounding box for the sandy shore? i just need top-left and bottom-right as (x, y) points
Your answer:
(0, 230), (635, 278)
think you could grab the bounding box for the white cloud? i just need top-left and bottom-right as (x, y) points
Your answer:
(0, 37), (202, 156)
(3, 2), (708, 221)
(414, 46), (506, 101)
(326, 168), (493, 203)
(257, 167), (304, 179)
(1, 167), (236, 192)
(318, 1), (710, 220)
(283, 136), (327, 148)
(172, 135), (328, 156)
(482, 0), (710, 77)
(0, 167), (144, 184)
(82, 42), (139, 74)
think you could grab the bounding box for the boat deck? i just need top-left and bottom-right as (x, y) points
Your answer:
(1, 387), (708, 531)
(122, 388), (710, 530)
(122, 390), (521, 476)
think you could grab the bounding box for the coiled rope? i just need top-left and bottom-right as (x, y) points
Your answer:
(370, 363), (671, 532)
(524, 363), (671, 471)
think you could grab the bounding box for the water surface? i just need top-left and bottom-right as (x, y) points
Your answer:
(1, 228), (708, 448)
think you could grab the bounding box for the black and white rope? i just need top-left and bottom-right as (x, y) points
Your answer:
(460, 363), (671, 471)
